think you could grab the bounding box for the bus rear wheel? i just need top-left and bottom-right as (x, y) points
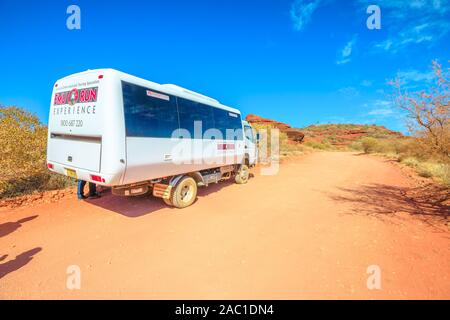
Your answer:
(171, 176), (198, 208)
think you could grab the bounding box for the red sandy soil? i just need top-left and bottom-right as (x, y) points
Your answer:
(0, 152), (449, 299)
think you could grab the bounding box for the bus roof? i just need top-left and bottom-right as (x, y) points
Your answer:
(57, 68), (240, 114)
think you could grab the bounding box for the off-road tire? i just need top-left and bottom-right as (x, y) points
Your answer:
(235, 164), (250, 184)
(171, 176), (198, 208)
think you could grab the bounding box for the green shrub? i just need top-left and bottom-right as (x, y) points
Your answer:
(348, 140), (363, 151)
(400, 157), (420, 168)
(361, 137), (379, 153)
(417, 162), (450, 185)
(0, 106), (75, 198)
(400, 157), (450, 186)
(304, 140), (332, 150)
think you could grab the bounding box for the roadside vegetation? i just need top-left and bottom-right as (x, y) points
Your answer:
(351, 61), (450, 186)
(304, 129), (449, 186)
(0, 106), (75, 199)
(300, 61), (449, 187)
(350, 137), (450, 186)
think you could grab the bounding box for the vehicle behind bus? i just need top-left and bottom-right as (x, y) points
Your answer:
(47, 69), (257, 208)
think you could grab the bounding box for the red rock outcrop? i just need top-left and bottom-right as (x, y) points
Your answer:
(245, 114), (403, 147)
(245, 114), (305, 143)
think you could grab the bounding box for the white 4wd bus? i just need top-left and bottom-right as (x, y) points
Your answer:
(47, 69), (257, 208)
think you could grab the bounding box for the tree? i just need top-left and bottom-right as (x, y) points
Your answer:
(0, 106), (48, 187)
(390, 61), (450, 162)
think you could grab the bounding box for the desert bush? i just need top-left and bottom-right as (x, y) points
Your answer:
(0, 106), (47, 180)
(400, 157), (450, 186)
(0, 105), (74, 198)
(400, 157), (420, 168)
(360, 137), (379, 153)
(417, 162), (450, 184)
(348, 140), (363, 151)
(280, 141), (305, 156)
(439, 164), (450, 186)
(388, 138), (410, 155)
(304, 140), (332, 150)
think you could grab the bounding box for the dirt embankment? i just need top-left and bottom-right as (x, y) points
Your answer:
(0, 152), (448, 299)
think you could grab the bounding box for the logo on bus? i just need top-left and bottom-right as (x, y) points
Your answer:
(54, 87), (98, 106)
(217, 143), (235, 150)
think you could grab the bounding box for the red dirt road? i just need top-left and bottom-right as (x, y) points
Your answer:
(0, 152), (449, 299)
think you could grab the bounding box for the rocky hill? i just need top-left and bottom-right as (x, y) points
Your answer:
(302, 124), (403, 146)
(245, 114), (403, 147)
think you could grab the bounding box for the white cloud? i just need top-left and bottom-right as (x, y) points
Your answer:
(290, 0), (323, 31)
(336, 35), (357, 65)
(397, 70), (435, 83)
(336, 58), (351, 65)
(392, 68), (437, 90)
(371, 100), (392, 108)
(363, 100), (399, 120)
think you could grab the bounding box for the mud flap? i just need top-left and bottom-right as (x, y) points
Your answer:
(152, 183), (172, 199)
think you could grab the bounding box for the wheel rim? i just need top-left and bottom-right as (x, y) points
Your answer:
(179, 180), (195, 204)
(240, 167), (249, 181)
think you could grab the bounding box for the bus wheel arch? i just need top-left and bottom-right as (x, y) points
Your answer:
(186, 172), (203, 185)
(244, 154), (250, 166)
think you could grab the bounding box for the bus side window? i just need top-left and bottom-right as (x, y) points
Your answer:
(213, 108), (243, 140)
(177, 98), (215, 138)
(122, 81), (179, 138)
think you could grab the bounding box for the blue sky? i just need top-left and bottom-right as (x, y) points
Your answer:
(0, 0), (449, 132)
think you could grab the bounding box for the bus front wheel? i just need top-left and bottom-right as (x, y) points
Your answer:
(235, 164), (250, 184)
